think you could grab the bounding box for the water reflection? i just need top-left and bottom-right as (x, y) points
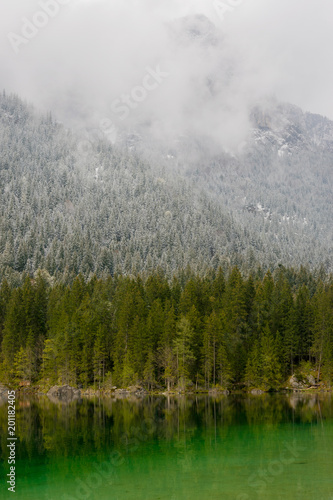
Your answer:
(0, 393), (332, 458)
(0, 394), (332, 500)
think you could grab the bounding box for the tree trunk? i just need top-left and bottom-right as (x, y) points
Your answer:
(317, 351), (322, 383)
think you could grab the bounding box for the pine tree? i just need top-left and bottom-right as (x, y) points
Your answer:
(158, 301), (176, 390)
(211, 267), (226, 309)
(245, 339), (262, 387)
(173, 317), (195, 390)
(312, 285), (333, 383)
(217, 341), (233, 388)
(122, 351), (137, 387)
(1, 288), (25, 380)
(0, 279), (11, 347)
(14, 347), (33, 382)
(202, 312), (220, 388)
(294, 285), (313, 361)
(143, 350), (156, 391)
(222, 267), (247, 379)
(261, 325), (282, 390)
(93, 327), (107, 390)
(42, 339), (58, 384)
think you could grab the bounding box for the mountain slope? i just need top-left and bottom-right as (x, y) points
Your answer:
(0, 92), (277, 283)
(0, 89), (332, 283)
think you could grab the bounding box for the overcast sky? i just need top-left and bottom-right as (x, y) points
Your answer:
(1, 0), (333, 147)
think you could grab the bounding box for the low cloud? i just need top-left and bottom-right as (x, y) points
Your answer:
(1, 0), (333, 151)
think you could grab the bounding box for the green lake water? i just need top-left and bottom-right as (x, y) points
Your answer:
(1, 393), (333, 500)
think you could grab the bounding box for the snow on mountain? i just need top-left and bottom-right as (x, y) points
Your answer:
(249, 101), (333, 157)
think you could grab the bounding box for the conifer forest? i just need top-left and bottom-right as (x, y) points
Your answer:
(1, 266), (332, 390)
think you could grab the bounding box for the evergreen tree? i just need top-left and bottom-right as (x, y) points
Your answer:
(312, 285), (333, 383)
(173, 317), (195, 390)
(244, 339), (262, 387)
(202, 312), (220, 388)
(217, 341), (233, 388)
(93, 326), (107, 389)
(261, 325), (282, 390)
(143, 350), (156, 391)
(14, 347), (33, 382)
(42, 339), (58, 384)
(158, 301), (177, 391)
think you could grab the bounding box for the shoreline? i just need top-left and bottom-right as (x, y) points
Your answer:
(6, 384), (333, 399)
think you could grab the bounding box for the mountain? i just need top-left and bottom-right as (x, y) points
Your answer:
(249, 100), (333, 155)
(105, 14), (332, 275)
(0, 14), (332, 282)
(117, 96), (333, 271)
(0, 90), (332, 285)
(0, 91), (276, 284)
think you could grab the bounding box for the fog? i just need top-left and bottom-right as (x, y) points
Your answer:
(1, 0), (333, 149)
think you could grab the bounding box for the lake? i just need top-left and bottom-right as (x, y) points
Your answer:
(1, 393), (332, 500)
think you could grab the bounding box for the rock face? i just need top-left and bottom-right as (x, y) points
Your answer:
(47, 385), (81, 402)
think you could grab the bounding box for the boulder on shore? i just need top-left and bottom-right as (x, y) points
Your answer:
(251, 389), (265, 395)
(307, 374), (316, 386)
(114, 386), (148, 398)
(288, 374), (317, 390)
(47, 385), (81, 402)
(0, 384), (9, 396)
(288, 375), (305, 389)
(0, 384), (10, 405)
(208, 388), (230, 396)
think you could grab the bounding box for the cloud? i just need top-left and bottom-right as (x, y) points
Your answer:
(1, 0), (333, 151)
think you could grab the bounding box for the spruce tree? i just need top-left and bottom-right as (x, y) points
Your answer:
(244, 339), (262, 388)
(173, 317), (195, 390)
(261, 325), (282, 390)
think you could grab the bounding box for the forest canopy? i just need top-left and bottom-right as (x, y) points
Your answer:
(0, 266), (332, 391)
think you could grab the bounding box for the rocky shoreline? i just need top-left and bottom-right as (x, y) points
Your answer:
(1, 373), (332, 403)
(1, 380), (330, 403)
